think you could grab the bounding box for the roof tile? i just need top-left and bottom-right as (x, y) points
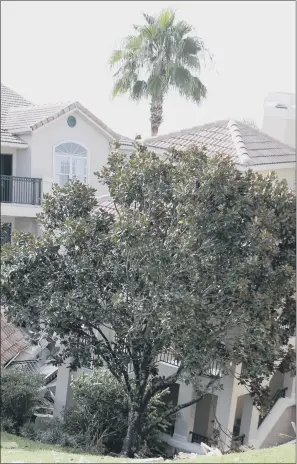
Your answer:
(144, 120), (295, 167)
(1, 315), (29, 366)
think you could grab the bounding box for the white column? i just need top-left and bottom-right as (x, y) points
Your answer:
(239, 394), (260, 445)
(215, 363), (240, 450)
(173, 381), (196, 443)
(53, 360), (74, 418)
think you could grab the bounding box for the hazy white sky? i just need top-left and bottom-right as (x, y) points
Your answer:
(1, 1), (295, 138)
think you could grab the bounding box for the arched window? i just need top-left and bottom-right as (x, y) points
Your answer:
(55, 142), (87, 186)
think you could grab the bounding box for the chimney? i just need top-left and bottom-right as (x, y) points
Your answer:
(262, 92), (295, 148)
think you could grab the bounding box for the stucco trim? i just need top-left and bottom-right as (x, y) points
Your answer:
(28, 103), (121, 142)
(250, 162), (296, 171)
(1, 141), (28, 149)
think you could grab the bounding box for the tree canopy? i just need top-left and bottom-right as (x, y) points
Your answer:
(1, 144), (295, 456)
(109, 9), (208, 135)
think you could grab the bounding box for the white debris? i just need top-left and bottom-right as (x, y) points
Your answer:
(197, 442), (222, 457)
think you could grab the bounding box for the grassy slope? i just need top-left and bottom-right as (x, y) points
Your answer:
(1, 432), (295, 463)
(0, 432), (127, 463)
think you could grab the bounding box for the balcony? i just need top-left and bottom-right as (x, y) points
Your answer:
(0, 175), (42, 206)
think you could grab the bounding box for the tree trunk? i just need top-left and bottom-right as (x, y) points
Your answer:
(121, 408), (140, 458)
(150, 96), (163, 136)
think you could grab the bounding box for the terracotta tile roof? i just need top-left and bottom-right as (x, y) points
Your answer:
(1, 315), (30, 366)
(144, 119), (295, 167)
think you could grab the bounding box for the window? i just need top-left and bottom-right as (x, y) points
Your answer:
(0, 223), (12, 245)
(67, 116), (77, 128)
(55, 142), (87, 187)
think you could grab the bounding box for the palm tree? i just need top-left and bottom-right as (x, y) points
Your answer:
(109, 9), (208, 136)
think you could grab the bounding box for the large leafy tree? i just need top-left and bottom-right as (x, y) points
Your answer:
(1, 146), (295, 457)
(110, 9), (208, 136)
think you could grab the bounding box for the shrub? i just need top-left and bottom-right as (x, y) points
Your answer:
(63, 368), (174, 456)
(18, 368), (174, 457)
(64, 368), (128, 453)
(1, 368), (43, 431)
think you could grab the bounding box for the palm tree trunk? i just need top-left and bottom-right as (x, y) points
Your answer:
(150, 95), (163, 136)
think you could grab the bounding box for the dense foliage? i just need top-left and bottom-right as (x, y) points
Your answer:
(110, 9), (208, 135)
(1, 144), (295, 456)
(21, 368), (173, 457)
(1, 368), (43, 432)
(63, 368), (173, 456)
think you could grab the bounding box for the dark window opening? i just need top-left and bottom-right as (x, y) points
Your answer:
(1, 223), (12, 245)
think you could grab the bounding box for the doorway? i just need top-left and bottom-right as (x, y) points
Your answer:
(0, 154), (13, 202)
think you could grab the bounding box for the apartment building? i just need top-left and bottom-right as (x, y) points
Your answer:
(1, 84), (295, 453)
(1, 83), (134, 244)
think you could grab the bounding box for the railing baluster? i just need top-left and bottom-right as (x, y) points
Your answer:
(0, 175), (42, 205)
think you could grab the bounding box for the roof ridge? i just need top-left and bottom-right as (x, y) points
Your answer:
(7, 101), (74, 112)
(4, 98), (133, 145)
(227, 119), (252, 165)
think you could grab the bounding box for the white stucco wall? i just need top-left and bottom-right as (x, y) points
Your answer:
(16, 135), (32, 177)
(28, 110), (112, 198)
(14, 217), (38, 235)
(261, 405), (295, 448)
(259, 168), (295, 190)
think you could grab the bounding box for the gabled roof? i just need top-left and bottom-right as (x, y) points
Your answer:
(1, 83), (31, 146)
(1, 315), (29, 366)
(144, 119), (295, 167)
(1, 83), (32, 113)
(2, 94), (133, 148)
(1, 83), (134, 148)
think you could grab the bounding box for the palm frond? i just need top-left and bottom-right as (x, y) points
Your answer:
(147, 74), (168, 98)
(184, 75), (207, 104)
(109, 9), (209, 112)
(109, 49), (123, 67)
(157, 8), (176, 29)
(170, 66), (206, 104)
(182, 37), (202, 56)
(126, 35), (143, 51)
(178, 51), (200, 71)
(174, 20), (193, 37)
(143, 13), (155, 25)
(131, 80), (148, 101)
(112, 74), (133, 98)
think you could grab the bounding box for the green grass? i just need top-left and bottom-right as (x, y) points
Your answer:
(0, 432), (295, 463)
(176, 444), (296, 463)
(0, 432), (128, 463)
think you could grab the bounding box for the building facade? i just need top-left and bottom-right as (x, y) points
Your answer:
(1, 84), (295, 453)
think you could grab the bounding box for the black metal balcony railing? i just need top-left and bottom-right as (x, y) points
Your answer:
(190, 432), (210, 446)
(0, 175), (42, 205)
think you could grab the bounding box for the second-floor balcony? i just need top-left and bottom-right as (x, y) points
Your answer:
(0, 175), (42, 206)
